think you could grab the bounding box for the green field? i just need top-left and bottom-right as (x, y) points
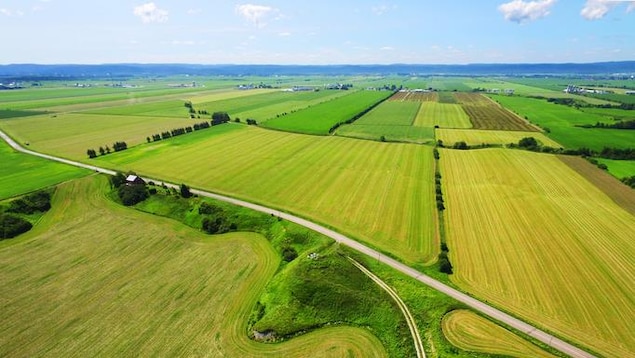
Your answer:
(94, 125), (438, 264)
(442, 310), (557, 358)
(441, 148), (635, 358)
(263, 90), (391, 135)
(346, 100), (420, 126)
(596, 158), (635, 178)
(491, 94), (635, 150)
(0, 138), (89, 199)
(413, 102), (472, 128)
(0, 175), (388, 357)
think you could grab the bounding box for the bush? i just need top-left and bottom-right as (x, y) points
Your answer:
(518, 137), (538, 150)
(0, 213), (33, 239)
(282, 247), (298, 262)
(117, 184), (148, 206)
(452, 141), (468, 150)
(111, 172), (127, 188)
(438, 252), (453, 274)
(7, 191), (51, 214)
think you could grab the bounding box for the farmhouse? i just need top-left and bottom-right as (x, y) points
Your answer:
(125, 175), (146, 185)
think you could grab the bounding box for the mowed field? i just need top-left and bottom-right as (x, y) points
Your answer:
(0, 175), (387, 357)
(436, 128), (561, 147)
(441, 148), (635, 357)
(0, 112), (199, 159)
(442, 310), (557, 358)
(454, 93), (539, 131)
(413, 102), (472, 128)
(335, 99), (435, 143)
(0, 136), (89, 199)
(95, 125), (438, 264)
(263, 90), (391, 134)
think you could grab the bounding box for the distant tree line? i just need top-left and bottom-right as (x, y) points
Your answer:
(87, 141), (128, 158)
(145, 116), (231, 144)
(531, 96), (635, 110)
(577, 119), (635, 130)
(1, 190), (52, 240)
(432, 146), (453, 274)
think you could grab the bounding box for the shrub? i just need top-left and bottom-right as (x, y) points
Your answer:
(282, 247), (298, 262)
(117, 184), (148, 206)
(7, 191), (51, 214)
(0, 213), (33, 240)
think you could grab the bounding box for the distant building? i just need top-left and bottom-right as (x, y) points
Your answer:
(125, 175), (146, 185)
(625, 90), (635, 95)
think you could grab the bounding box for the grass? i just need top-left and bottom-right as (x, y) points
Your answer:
(491, 94), (635, 150)
(0, 109), (47, 119)
(0, 137), (89, 200)
(335, 100), (436, 143)
(0, 112), (234, 160)
(95, 125), (438, 265)
(442, 310), (557, 358)
(440, 148), (635, 358)
(436, 128), (561, 147)
(0, 175), (388, 357)
(595, 158), (635, 179)
(263, 90), (391, 135)
(413, 102), (472, 128)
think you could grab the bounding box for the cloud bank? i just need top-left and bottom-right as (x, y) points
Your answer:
(580, 0), (634, 20)
(133, 2), (168, 24)
(498, 0), (556, 23)
(236, 4), (277, 27)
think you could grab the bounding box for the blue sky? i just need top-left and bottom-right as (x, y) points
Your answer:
(0, 0), (633, 64)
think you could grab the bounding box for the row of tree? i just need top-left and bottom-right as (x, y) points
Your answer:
(578, 120), (635, 130)
(87, 141), (128, 158)
(146, 119), (224, 143)
(433, 147), (453, 275)
(1, 190), (52, 240)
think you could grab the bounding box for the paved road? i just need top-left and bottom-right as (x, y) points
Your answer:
(0, 129), (596, 358)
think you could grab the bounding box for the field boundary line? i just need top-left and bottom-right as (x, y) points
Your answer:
(0, 129), (596, 358)
(347, 257), (425, 358)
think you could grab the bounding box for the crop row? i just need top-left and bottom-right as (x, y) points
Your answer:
(454, 93), (538, 131)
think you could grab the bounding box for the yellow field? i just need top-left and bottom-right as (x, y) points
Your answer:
(413, 102), (472, 128)
(442, 310), (557, 358)
(0, 113), (195, 159)
(0, 175), (387, 357)
(97, 126), (438, 264)
(441, 148), (635, 357)
(436, 128), (561, 147)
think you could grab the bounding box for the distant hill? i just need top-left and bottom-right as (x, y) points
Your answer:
(1, 62), (635, 79)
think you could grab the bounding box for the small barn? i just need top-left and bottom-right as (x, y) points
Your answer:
(125, 175), (146, 185)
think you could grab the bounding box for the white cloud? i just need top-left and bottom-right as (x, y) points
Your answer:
(278, 32), (291, 36)
(370, 5), (395, 16)
(380, 46), (395, 51)
(235, 4), (277, 27)
(581, 0), (635, 20)
(133, 2), (168, 24)
(498, 0), (556, 23)
(0, 8), (24, 17)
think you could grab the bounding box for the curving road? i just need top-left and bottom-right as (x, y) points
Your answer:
(0, 129), (595, 358)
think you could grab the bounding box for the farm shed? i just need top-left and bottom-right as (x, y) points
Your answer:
(125, 175), (146, 185)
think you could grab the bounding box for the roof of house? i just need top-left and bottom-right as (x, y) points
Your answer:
(126, 175), (139, 182)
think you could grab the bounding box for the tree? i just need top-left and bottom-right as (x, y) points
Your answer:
(111, 172), (127, 188)
(452, 141), (468, 150)
(518, 137), (538, 150)
(117, 184), (148, 206)
(99, 146), (105, 156)
(87, 149), (97, 158)
(1, 213), (33, 240)
(212, 111), (230, 125)
(180, 184), (192, 198)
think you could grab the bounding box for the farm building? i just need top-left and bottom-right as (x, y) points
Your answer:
(125, 175), (146, 185)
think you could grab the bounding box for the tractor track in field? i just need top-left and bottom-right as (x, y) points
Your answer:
(0, 129), (596, 358)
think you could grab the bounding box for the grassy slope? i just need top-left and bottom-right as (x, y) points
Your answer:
(0, 138), (89, 200)
(0, 175), (387, 357)
(442, 310), (557, 358)
(436, 128), (561, 147)
(441, 148), (635, 358)
(95, 125), (437, 264)
(491, 95), (635, 150)
(263, 90), (391, 135)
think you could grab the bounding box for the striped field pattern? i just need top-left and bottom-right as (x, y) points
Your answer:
(441, 148), (635, 358)
(442, 310), (557, 358)
(413, 102), (472, 128)
(0, 175), (387, 357)
(97, 126), (438, 264)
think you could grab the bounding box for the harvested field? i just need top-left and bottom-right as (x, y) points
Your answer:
(442, 310), (557, 358)
(558, 155), (635, 215)
(436, 129), (560, 147)
(441, 148), (635, 358)
(389, 91), (437, 102)
(454, 93), (538, 131)
(0, 175), (387, 357)
(96, 126), (438, 264)
(413, 102), (471, 128)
